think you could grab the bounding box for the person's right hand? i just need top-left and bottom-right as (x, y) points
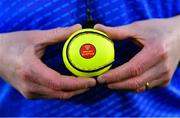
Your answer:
(0, 24), (96, 99)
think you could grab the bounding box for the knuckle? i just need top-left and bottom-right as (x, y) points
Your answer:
(76, 80), (92, 89)
(69, 78), (86, 89)
(17, 66), (34, 81)
(126, 81), (131, 89)
(127, 79), (141, 90)
(163, 62), (171, 74)
(44, 75), (62, 90)
(69, 83), (85, 90)
(48, 80), (61, 90)
(129, 64), (144, 76)
(112, 70), (121, 81)
(75, 84), (86, 89)
(102, 70), (120, 83)
(18, 68), (30, 79)
(23, 71), (32, 81)
(46, 74), (64, 90)
(157, 45), (168, 60)
(161, 61), (172, 79)
(133, 80), (141, 89)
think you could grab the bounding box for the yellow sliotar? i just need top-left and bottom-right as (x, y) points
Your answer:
(62, 28), (115, 77)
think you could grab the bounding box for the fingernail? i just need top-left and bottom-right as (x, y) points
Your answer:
(107, 84), (113, 89)
(73, 24), (82, 29)
(88, 79), (96, 87)
(97, 75), (106, 84)
(94, 24), (103, 29)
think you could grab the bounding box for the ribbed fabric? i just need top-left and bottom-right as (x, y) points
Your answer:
(0, 0), (180, 116)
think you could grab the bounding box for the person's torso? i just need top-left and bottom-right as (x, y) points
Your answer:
(0, 0), (180, 116)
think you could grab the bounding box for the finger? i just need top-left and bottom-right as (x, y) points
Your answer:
(26, 58), (96, 91)
(148, 74), (170, 88)
(107, 61), (168, 90)
(98, 46), (162, 84)
(135, 74), (170, 93)
(94, 24), (134, 40)
(38, 88), (89, 99)
(43, 89), (89, 99)
(21, 82), (89, 99)
(55, 75), (96, 91)
(42, 24), (82, 44)
(20, 81), (53, 99)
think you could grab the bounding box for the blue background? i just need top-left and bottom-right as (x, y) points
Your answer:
(0, 0), (180, 116)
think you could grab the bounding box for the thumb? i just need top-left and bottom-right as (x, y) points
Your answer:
(42, 24), (82, 44)
(94, 24), (133, 40)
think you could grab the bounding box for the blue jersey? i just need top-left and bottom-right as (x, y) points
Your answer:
(0, 0), (180, 116)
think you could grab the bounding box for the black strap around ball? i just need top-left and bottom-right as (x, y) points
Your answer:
(83, 0), (96, 28)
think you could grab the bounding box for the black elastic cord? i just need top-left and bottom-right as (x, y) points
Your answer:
(83, 0), (96, 28)
(85, 0), (93, 22)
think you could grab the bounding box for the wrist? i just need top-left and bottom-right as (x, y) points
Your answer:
(0, 34), (5, 77)
(175, 16), (180, 61)
(169, 16), (180, 61)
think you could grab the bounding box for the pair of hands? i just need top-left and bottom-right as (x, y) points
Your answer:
(0, 16), (179, 99)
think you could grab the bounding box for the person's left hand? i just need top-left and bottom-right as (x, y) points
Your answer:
(95, 17), (180, 92)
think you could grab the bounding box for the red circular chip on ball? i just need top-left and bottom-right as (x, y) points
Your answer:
(80, 43), (96, 59)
